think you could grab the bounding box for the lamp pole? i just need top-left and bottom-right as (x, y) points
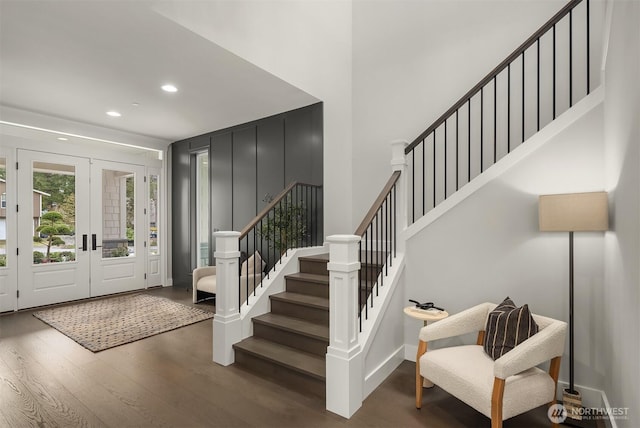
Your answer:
(569, 230), (575, 394)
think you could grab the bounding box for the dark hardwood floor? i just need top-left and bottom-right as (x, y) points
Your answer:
(1, 286), (567, 427)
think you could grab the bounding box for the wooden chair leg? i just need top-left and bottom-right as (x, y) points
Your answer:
(415, 340), (427, 409)
(491, 377), (505, 428)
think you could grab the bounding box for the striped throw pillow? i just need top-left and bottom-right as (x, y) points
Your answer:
(483, 297), (539, 360)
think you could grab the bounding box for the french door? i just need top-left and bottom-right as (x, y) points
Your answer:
(14, 150), (148, 309)
(17, 150), (91, 309)
(89, 160), (146, 297)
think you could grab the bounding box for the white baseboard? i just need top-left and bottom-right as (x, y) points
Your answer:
(556, 381), (602, 409)
(557, 382), (618, 428)
(404, 344), (418, 362)
(363, 345), (405, 399)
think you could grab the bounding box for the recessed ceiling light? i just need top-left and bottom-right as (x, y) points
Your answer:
(161, 84), (178, 93)
(106, 111), (121, 117)
(132, 102), (140, 107)
(57, 137), (68, 141)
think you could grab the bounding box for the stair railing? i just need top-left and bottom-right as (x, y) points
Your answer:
(406, 0), (592, 224)
(237, 182), (323, 310)
(354, 170), (401, 331)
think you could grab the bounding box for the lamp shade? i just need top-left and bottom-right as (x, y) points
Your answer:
(539, 191), (609, 232)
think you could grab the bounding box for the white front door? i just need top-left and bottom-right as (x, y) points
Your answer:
(89, 160), (146, 297)
(0, 150), (17, 312)
(16, 150), (91, 309)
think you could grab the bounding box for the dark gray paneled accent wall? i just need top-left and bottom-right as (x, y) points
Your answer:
(210, 133), (233, 235)
(232, 126), (258, 231)
(171, 102), (323, 288)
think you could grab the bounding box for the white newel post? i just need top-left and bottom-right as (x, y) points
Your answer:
(326, 234), (363, 418)
(390, 139), (409, 252)
(212, 231), (242, 366)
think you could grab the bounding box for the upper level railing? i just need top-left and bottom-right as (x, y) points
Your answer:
(238, 182), (323, 309)
(405, 0), (592, 224)
(355, 171), (400, 330)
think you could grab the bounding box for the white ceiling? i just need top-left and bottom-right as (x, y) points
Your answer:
(0, 1), (318, 146)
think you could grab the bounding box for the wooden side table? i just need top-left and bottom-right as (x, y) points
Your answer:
(404, 306), (449, 388)
(403, 306), (448, 325)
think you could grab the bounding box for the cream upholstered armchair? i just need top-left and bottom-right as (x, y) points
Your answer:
(193, 266), (216, 303)
(415, 302), (567, 428)
(192, 251), (267, 304)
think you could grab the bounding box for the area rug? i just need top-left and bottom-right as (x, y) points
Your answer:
(33, 294), (214, 352)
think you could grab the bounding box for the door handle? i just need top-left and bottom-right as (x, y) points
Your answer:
(82, 234), (88, 251)
(92, 234), (102, 250)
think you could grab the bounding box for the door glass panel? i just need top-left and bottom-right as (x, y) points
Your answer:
(196, 152), (209, 267)
(32, 162), (76, 264)
(0, 157), (6, 268)
(149, 174), (159, 256)
(102, 170), (135, 258)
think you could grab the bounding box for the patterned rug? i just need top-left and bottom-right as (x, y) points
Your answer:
(33, 294), (214, 352)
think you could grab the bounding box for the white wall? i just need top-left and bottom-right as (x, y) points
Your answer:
(602, 1), (640, 425)
(153, 1), (353, 238)
(404, 102), (608, 390)
(351, 0), (605, 225)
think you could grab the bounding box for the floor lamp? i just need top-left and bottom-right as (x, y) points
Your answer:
(538, 191), (608, 421)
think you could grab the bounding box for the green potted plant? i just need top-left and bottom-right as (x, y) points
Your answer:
(258, 194), (307, 254)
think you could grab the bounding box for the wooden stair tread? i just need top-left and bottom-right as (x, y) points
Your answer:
(233, 337), (325, 380)
(298, 253), (329, 262)
(285, 272), (329, 285)
(253, 313), (329, 340)
(270, 292), (329, 310)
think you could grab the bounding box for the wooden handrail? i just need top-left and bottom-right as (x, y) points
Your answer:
(405, 0), (584, 153)
(239, 182), (322, 239)
(355, 171), (401, 236)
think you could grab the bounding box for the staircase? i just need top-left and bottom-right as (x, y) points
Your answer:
(232, 252), (384, 396)
(233, 254), (330, 397)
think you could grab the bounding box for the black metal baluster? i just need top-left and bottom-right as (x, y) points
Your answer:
(253, 224), (257, 297)
(480, 87), (484, 172)
(587, 0), (590, 94)
(358, 240), (362, 331)
(444, 120), (448, 199)
(376, 212), (380, 294)
(522, 51), (525, 144)
(570, 9), (573, 107)
(456, 109), (459, 191)
(468, 99), (471, 182)
(273, 203), (278, 271)
(412, 150), (415, 224)
(314, 187), (318, 245)
(432, 130), (436, 208)
(553, 24), (557, 119)
(423, 138), (426, 216)
(294, 186), (298, 249)
(508, 64), (511, 152)
(494, 76), (497, 164)
(537, 38), (541, 132)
